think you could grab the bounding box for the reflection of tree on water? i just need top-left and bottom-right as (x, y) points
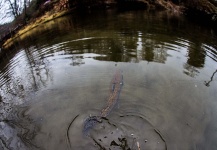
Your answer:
(0, 43), (52, 110)
(0, 44), (53, 149)
(0, 42), (52, 108)
(24, 45), (52, 89)
(204, 69), (217, 87)
(183, 63), (200, 77)
(0, 63), (26, 109)
(186, 43), (206, 68)
(70, 55), (85, 66)
(183, 42), (206, 77)
(139, 37), (168, 63)
(0, 47), (51, 104)
(114, 32), (168, 63)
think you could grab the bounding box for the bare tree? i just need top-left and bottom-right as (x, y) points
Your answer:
(5, 0), (24, 18)
(6, 0), (18, 17)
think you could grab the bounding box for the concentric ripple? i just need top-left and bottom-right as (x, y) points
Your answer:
(0, 10), (217, 150)
(67, 113), (167, 150)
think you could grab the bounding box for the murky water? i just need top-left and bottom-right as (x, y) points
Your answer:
(0, 10), (217, 150)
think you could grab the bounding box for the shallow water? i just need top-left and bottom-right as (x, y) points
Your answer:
(0, 10), (217, 150)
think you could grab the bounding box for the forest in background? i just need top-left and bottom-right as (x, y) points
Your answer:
(0, 0), (217, 49)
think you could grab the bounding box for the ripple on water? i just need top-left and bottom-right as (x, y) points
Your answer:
(67, 112), (167, 150)
(1, 10), (217, 150)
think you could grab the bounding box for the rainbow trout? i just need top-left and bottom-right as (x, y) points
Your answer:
(83, 70), (123, 135)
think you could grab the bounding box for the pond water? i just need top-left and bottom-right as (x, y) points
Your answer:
(0, 10), (217, 150)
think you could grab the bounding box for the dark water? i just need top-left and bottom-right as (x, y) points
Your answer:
(0, 10), (217, 150)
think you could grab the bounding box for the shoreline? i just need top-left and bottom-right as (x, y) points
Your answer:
(1, 9), (73, 49)
(0, 0), (217, 50)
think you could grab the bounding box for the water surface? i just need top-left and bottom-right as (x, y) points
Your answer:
(0, 10), (217, 150)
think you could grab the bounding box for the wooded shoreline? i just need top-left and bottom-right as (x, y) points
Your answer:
(0, 0), (217, 50)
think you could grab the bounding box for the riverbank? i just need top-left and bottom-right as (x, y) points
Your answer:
(0, 0), (217, 50)
(2, 10), (72, 49)
(0, 0), (75, 49)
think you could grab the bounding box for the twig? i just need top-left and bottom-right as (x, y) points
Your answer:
(66, 114), (79, 150)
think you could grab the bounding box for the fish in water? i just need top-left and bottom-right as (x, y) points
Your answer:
(101, 70), (123, 117)
(83, 70), (123, 135)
